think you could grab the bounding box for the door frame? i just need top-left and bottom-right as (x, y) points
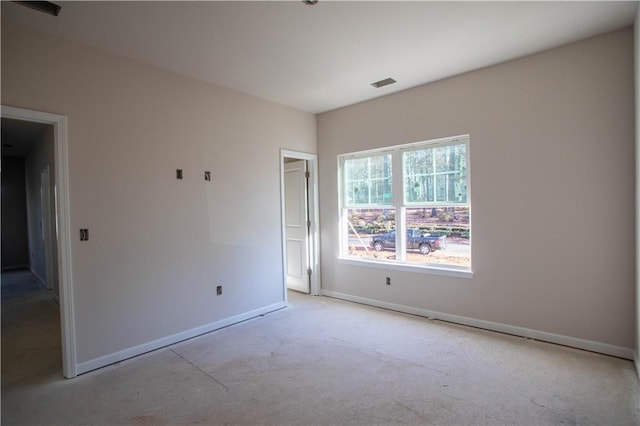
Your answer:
(2, 105), (77, 378)
(280, 149), (320, 301)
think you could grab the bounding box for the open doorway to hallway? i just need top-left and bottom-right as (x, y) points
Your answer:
(2, 118), (59, 295)
(1, 118), (63, 383)
(1, 106), (76, 378)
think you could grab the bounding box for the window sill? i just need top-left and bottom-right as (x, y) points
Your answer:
(337, 256), (473, 279)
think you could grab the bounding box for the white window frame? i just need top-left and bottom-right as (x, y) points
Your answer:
(338, 135), (472, 277)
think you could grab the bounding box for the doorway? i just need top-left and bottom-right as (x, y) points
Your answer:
(280, 150), (320, 300)
(1, 105), (76, 378)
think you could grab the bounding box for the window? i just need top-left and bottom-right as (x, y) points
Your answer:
(344, 153), (392, 206)
(339, 135), (471, 271)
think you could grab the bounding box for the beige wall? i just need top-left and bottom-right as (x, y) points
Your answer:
(1, 23), (317, 366)
(319, 28), (635, 351)
(635, 7), (640, 368)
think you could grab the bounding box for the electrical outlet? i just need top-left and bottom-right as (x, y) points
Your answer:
(216, 285), (222, 295)
(386, 277), (391, 286)
(204, 171), (211, 181)
(176, 169), (183, 179)
(80, 229), (89, 241)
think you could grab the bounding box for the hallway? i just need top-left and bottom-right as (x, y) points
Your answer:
(1, 270), (62, 390)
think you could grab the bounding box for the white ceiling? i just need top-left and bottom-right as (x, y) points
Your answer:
(2, 1), (638, 114)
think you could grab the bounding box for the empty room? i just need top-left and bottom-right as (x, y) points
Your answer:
(1, 1), (639, 425)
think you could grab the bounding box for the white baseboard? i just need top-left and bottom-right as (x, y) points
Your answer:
(76, 301), (286, 375)
(322, 290), (634, 360)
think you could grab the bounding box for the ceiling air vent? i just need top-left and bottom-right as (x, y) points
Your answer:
(14, 1), (62, 17)
(371, 78), (397, 88)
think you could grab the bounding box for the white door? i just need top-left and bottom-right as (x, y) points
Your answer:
(40, 167), (55, 291)
(284, 160), (310, 293)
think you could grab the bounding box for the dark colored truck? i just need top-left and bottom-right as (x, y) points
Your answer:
(370, 229), (446, 255)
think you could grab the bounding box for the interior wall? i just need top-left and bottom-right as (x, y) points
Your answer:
(635, 5), (640, 370)
(318, 28), (635, 352)
(1, 23), (317, 367)
(24, 125), (57, 294)
(1, 156), (29, 269)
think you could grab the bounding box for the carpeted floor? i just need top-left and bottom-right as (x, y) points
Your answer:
(2, 270), (639, 425)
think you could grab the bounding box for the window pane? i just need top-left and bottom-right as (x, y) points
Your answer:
(403, 143), (467, 204)
(344, 208), (396, 260)
(346, 180), (368, 205)
(434, 146), (449, 173)
(369, 155), (391, 180)
(405, 175), (434, 203)
(402, 207), (470, 267)
(452, 172), (467, 203)
(435, 174), (447, 202)
(370, 178), (391, 205)
(344, 154), (392, 206)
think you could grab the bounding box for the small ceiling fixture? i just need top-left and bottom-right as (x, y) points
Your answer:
(13, 1), (62, 17)
(371, 78), (397, 89)
(302, 0), (318, 5)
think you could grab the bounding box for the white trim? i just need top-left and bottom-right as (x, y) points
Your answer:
(1, 105), (77, 378)
(322, 290), (634, 360)
(635, 0), (640, 386)
(280, 149), (321, 297)
(77, 301), (286, 375)
(338, 257), (473, 279)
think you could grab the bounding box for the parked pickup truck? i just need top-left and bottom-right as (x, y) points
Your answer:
(370, 229), (446, 255)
